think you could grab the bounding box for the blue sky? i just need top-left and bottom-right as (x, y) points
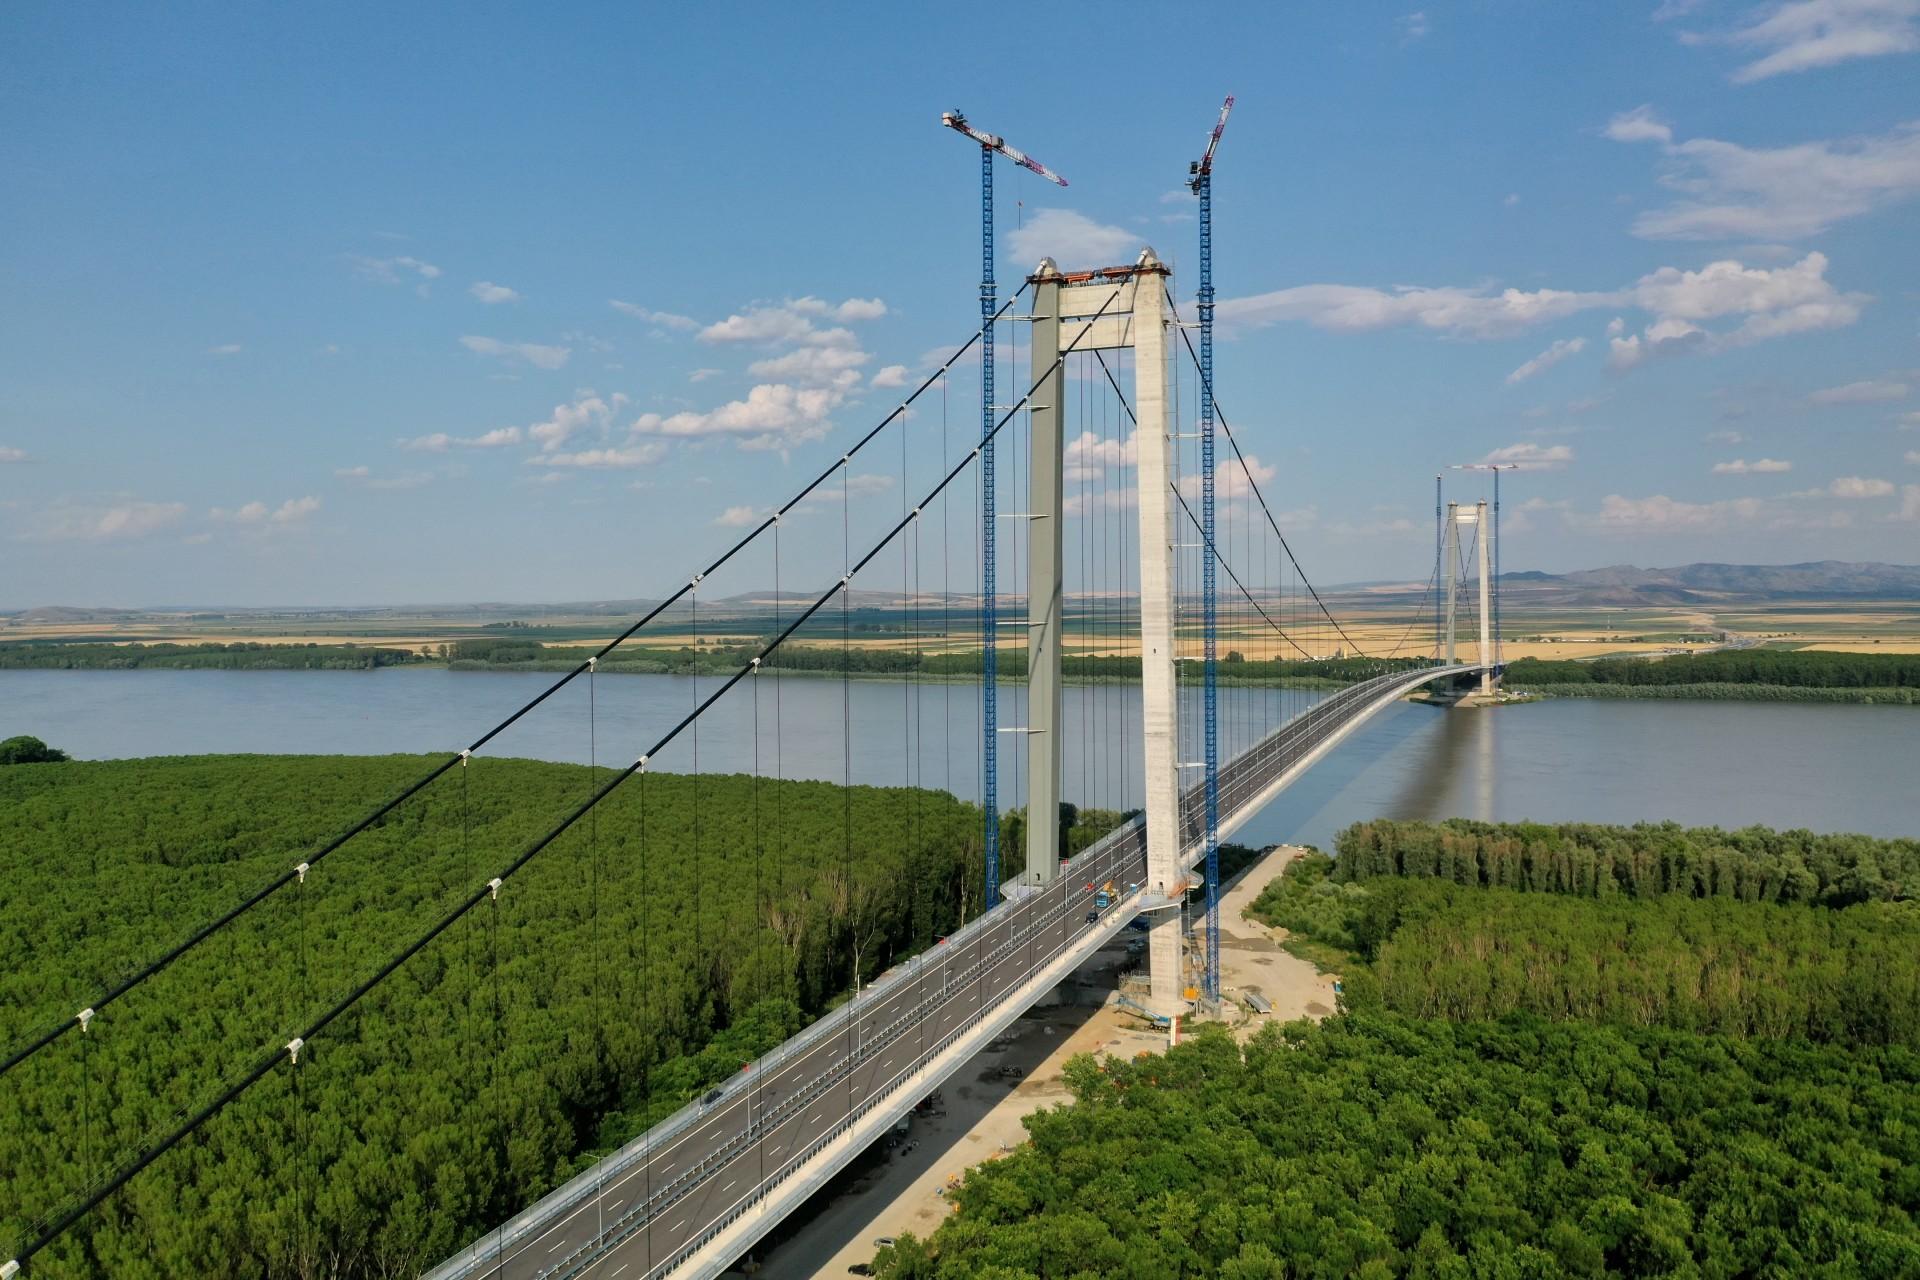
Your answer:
(3, 1), (1917, 608)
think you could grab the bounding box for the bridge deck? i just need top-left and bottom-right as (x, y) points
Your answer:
(424, 664), (1480, 1280)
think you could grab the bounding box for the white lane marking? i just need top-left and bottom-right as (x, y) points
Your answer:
(549, 1237), (565, 1252)
(613, 1266), (629, 1277)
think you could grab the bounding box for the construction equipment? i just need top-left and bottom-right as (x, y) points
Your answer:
(939, 110), (1068, 912)
(1188, 94), (1234, 1006)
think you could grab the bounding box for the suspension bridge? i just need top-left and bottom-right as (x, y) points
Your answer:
(0, 106), (1507, 1280)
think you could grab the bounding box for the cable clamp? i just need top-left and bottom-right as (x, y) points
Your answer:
(588, 655), (598, 672)
(910, 506), (921, 519)
(286, 1037), (305, 1064)
(691, 572), (704, 587)
(636, 754), (650, 772)
(840, 454), (851, 467)
(841, 574), (851, 588)
(488, 878), (503, 900)
(295, 862), (310, 883)
(460, 749), (471, 767)
(77, 1008), (95, 1033)
(750, 656), (762, 670)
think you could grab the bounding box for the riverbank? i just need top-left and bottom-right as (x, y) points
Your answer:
(1507, 681), (1918, 704)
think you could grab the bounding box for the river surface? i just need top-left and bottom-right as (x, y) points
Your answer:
(4, 669), (1916, 845)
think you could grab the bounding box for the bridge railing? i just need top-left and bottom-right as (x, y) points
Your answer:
(425, 799), (1150, 1280)
(428, 662), (1474, 1280)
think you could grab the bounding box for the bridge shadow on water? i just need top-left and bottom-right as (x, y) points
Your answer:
(1231, 701), (1497, 852)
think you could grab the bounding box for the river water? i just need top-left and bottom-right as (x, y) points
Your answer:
(4, 669), (1915, 846)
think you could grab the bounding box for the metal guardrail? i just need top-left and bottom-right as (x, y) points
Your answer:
(429, 662), (1477, 1280)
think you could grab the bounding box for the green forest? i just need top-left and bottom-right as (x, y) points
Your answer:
(0, 642), (425, 670)
(875, 1015), (1920, 1278)
(0, 753), (1127, 1277)
(880, 819), (1920, 1277)
(1503, 648), (1920, 703)
(1333, 818), (1919, 904)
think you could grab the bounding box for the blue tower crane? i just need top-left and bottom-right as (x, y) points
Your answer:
(940, 111), (1068, 910)
(1189, 94), (1234, 1004)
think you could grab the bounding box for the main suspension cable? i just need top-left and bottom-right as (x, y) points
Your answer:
(0, 288), (1028, 1085)
(0, 282), (1123, 1275)
(1163, 287), (1371, 659)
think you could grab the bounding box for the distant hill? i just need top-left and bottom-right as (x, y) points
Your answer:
(1496, 561), (1920, 605)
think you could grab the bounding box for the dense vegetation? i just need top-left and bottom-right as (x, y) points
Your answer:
(1334, 818), (1919, 904)
(1504, 648), (1920, 701)
(0, 734), (68, 764)
(1347, 883), (1920, 1045)
(882, 822), (1920, 1277)
(877, 1015), (1920, 1278)
(0, 641), (423, 670)
(0, 754), (1134, 1277)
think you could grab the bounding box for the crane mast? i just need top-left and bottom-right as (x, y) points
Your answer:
(1188, 94), (1233, 1005)
(941, 111), (1067, 911)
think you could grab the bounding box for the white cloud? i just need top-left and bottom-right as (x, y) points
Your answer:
(368, 470), (434, 491)
(465, 426), (523, 448)
(527, 393), (627, 453)
(1654, 0), (1708, 21)
(1896, 484), (1920, 520)
(1712, 457), (1794, 474)
(460, 335), (571, 370)
(1220, 280), (1602, 340)
(1398, 11), (1431, 42)
(0, 446), (28, 463)
(870, 364), (910, 389)
(1505, 337), (1588, 384)
(1578, 493), (1766, 531)
(1901, 411), (1920, 430)
(33, 500), (188, 542)
(1829, 474), (1896, 497)
(401, 426), (525, 451)
(1683, 0), (1920, 82)
(1809, 378), (1909, 404)
(1904, 449), (1920, 464)
(212, 496), (321, 527)
(351, 255), (440, 285)
(1609, 112), (1920, 240)
(714, 504), (760, 527)
(609, 300), (699, 331)
(1480, 442), (1574, 470)
(272, 495), (321, 524)
(1605, 105), (1675, 145)
(334, 465), (371, 479)
(1006, 210), (1137, 270)
(1706, 429), (1746, 444)
(469, 281), (520, 304)
(689, 368), (723, 383)
(747, 345), (869, 386)
(1503, 192), (1521, 207)
(527, 444), (667, 470)
(832, 298), (888, 322)
(206, 343), (243, 357)
(632, 382), (845, 451)
(698, 305), (810, 345)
